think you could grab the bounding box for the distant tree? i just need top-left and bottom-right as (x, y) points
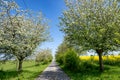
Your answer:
(0, 0), (50, 71)
(119, 53), (120, 55)
(35, 48), (53, 64)
(60, 0), (120, 71)
(55, 40), (69, 63)
(56, 40), (69, 54)
(0, 53), (14, 64)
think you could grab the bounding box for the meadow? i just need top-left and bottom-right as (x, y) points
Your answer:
(0, 61), (50, 80)
(61, 55), (120, 80)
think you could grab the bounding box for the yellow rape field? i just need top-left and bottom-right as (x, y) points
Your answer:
(80, 55), (120, 61)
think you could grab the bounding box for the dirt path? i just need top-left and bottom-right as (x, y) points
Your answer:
(36, 60), (70, 80)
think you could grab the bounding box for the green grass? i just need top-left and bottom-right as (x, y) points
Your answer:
(60, 63), (120, 80)
(0, 60), (50, 80)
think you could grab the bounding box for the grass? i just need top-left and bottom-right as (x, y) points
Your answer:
(60, 55), (120, 80)
(61, 64), (120, 80)
(61, 63), (120, 80)
(0, 60), (50, 80)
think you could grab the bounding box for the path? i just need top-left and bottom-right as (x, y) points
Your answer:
(36, 60), (70, 80)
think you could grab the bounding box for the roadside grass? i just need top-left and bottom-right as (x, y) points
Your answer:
(60, 55), (120, 80)
(61, 63), (120, 80)
(0, 60), (50, 80)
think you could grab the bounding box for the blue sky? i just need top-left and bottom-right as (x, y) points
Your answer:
(14, 0), (66, 56)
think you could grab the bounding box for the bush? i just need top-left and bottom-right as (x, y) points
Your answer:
(79, 60), (98, 71)
(64, 49), (80, 71)
(55, 53), (64, 64)
(55, 41), (69, 64)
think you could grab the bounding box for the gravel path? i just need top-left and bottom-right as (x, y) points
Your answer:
(36, 60), (70, 80)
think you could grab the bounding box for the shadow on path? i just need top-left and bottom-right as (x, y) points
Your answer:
(36, 60), (70, 80)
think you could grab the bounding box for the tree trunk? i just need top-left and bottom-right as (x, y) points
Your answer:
(96, 49), (104, 72)
(17, 59), (23, 72)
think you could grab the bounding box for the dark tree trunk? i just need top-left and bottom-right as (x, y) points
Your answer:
(17, 59), (23, 72)
(96, 49), (104, 72)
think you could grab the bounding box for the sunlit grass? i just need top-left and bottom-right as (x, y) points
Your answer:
(60, 55), (120, 80)
(61, 65), (120, 80)
(0, 60), (50, 80)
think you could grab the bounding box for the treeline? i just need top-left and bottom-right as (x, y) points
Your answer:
(35, 48), (53, 65)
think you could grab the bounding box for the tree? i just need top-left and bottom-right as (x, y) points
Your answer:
(56, 40), (69, 54)
(55, 39), (70, 64)
(60, 0), (120, 71)
(35, 48), (53, 64)
(0, 0), (50, 71)
(117, 0), (120, 2)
